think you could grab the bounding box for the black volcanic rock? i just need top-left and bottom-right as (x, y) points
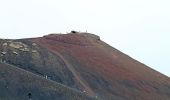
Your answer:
(0, 32), (170, 100)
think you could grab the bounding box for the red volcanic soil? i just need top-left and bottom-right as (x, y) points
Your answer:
(32, 32), (170, 100)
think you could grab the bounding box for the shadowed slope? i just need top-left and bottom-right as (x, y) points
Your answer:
(0, 62), (96, 100)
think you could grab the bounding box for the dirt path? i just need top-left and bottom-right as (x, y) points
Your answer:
(37, 39), (96, 97)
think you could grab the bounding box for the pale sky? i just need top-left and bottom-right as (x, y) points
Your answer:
(0, 0), (170, 77)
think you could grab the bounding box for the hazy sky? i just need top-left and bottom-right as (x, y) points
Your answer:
(0, 0), (170, 76)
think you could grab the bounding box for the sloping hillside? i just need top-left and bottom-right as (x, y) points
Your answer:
(0, 32), (170, 100)
(0, 62), (96, 100)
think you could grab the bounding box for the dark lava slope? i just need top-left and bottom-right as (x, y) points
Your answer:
(0, 32), (170, 100)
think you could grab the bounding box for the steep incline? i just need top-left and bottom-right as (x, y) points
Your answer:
(0, 32), (170, 100)
(0, 62), (96, 100)
(38, 37), (96, 96)
(33, 32), (170, 100)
